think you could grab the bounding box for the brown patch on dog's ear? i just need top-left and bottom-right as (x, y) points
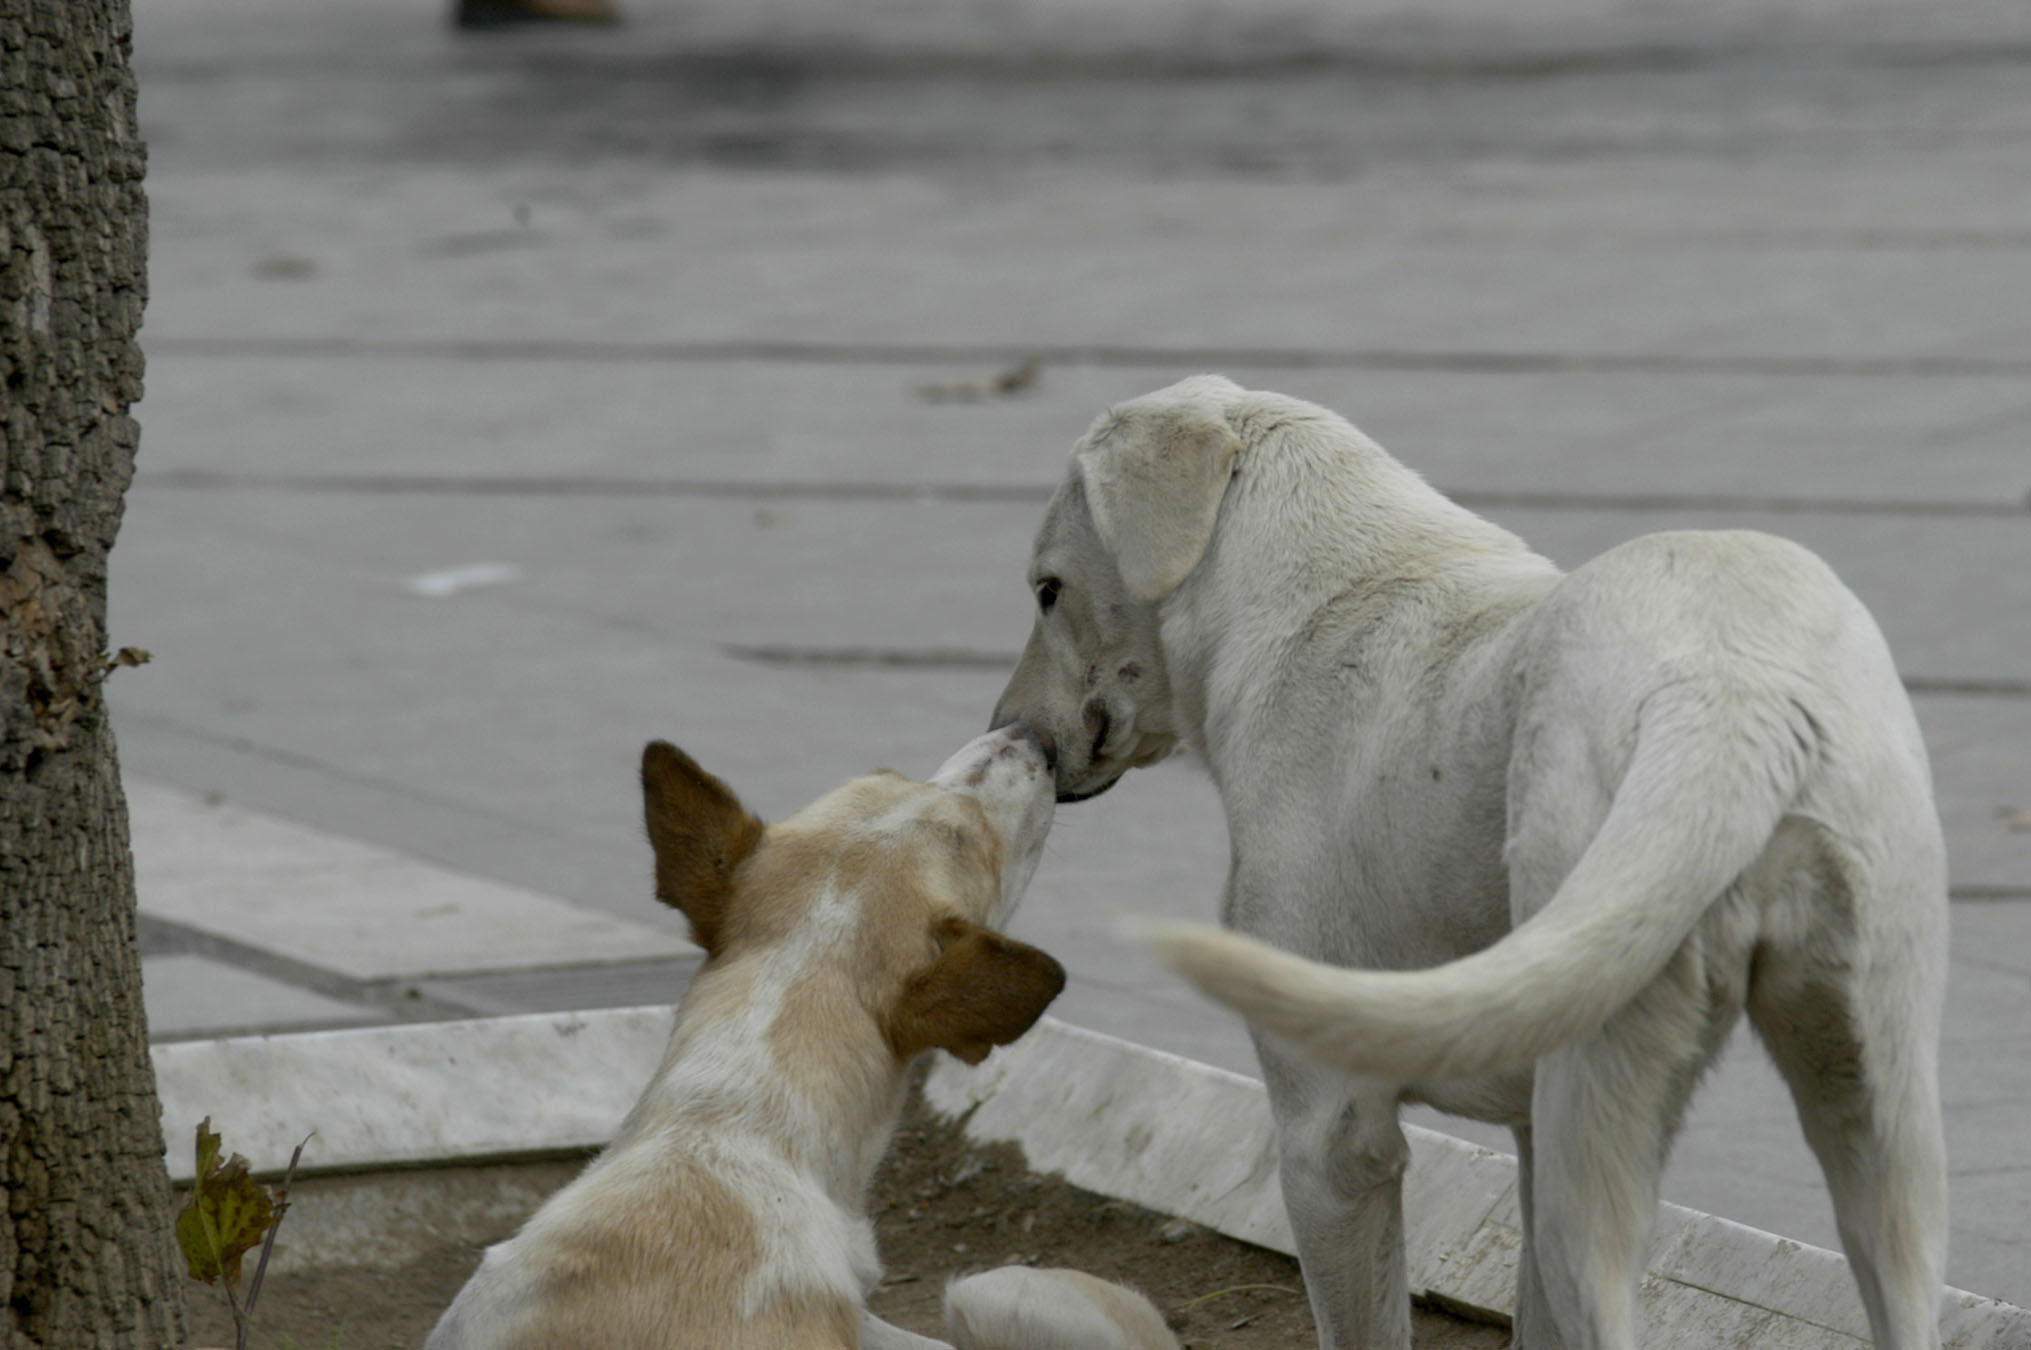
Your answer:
(887, 917), (1067, 1065)
(641, 740), (765, 956)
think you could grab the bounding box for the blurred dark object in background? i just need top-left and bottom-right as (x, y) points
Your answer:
(454, 0), (619, 30)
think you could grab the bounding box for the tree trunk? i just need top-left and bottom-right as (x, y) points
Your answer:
(1, 1), (185, 1346)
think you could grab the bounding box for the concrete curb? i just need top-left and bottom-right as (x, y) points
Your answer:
(926, 1020), (2030, 1349)
(153, 1011), (2029, 1348)
(154, 1007), (675, 1179)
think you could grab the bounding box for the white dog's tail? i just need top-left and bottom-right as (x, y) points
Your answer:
(1144, 686), (1818, 1082)
(944, 1267), (1181, 1350)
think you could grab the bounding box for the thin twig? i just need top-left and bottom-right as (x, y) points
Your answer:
(244, 1132), (314, 1321)
(1173, 1283), (1303, 1312)
(226, 1280), (248, 1350)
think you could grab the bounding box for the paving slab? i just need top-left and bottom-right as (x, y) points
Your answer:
(134, 351), (2031, 509)
(153, 1008), (676, 1181)
(142, 954), (388, 1040)
(415, 958), (703, 1017)
(129, 780), (696, 980)
(139, 162), (2031, 365)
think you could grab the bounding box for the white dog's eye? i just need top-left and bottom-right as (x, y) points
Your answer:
(1035, 578), (1062, 614)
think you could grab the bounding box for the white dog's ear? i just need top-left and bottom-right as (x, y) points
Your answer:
(1076, 405), (1242, 603)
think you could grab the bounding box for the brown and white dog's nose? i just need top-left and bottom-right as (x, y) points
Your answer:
(998, 719), (1057, 771)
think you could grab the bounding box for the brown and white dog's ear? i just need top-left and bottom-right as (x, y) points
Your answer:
(888, 918), (1066, 1066)
(1076, 397), (1242, 604)
(640, 740), (765, 956)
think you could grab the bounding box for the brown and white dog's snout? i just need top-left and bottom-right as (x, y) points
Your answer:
(936, 720), (1054, 781)
(1006, 718), (1058, 771)
(932, 724), (1056, 924)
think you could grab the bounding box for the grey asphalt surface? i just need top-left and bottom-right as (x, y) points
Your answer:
(118, 0), (2029, 1305)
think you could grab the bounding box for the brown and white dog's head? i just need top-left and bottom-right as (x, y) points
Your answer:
(640, 723), (1064, 1068)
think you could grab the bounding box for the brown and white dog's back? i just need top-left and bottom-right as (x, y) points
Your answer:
(427, 727), (1179, 1350)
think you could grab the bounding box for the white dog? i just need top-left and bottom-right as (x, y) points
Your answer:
(427, 726), (1179, 1350)
(992, 376), (1948, 1350)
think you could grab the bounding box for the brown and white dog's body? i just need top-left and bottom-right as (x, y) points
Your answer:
(428, 726), (1176, 1350)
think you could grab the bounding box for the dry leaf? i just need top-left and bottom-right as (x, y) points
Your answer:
(176, 1117), (284, 1290)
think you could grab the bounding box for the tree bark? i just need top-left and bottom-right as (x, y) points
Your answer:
(1, 1), (184, 1346)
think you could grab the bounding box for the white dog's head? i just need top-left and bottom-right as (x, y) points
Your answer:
(992, 375), (1245, 802)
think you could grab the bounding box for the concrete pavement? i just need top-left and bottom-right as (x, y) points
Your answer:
(120, 0), (2030, 1307)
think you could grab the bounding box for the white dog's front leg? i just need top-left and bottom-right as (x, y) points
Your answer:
(1260, 1045), (1413, 1350)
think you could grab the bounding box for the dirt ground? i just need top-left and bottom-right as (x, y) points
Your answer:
(188, 1090), (1509, 1349)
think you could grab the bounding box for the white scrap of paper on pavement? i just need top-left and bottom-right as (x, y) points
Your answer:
(406, 562), (522, 597)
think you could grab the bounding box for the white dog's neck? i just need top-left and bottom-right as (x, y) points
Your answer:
(1166, 397), (1552, 781)
(616, 947), (910, 1211)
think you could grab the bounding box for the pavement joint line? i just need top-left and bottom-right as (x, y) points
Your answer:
(129, 778), (697, 983)
(1904, 678), (2031, 699)
(140, 914), (486, 1028)
(1948, 887), (2031, 902)
(727, 645), (2031, 708)
(133, 41), (2031, 83)
(135, 469), (1055, 505)
(142, 952), (396, 1040)
(142, 911), (710, 1039)
(1424, 225), (2031, 251)
(721, 643), (1021, 670)
(1446, 489), (2031, 521)
(131, 469), (2031, 521)
(143, 917), (711, 1017)
(118, 708), (589, 843)
(147, 334), (2031, 381)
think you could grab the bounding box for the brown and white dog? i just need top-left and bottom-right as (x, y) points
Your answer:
(427, 725), (1178, 1350)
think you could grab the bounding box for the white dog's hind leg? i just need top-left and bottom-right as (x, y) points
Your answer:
(1749, 938), (1947, 1350)
(1509, 1125), (1571, 1350)
(1527, 962), (1738, 1350)
(1259, 1048), (1413, 1350)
